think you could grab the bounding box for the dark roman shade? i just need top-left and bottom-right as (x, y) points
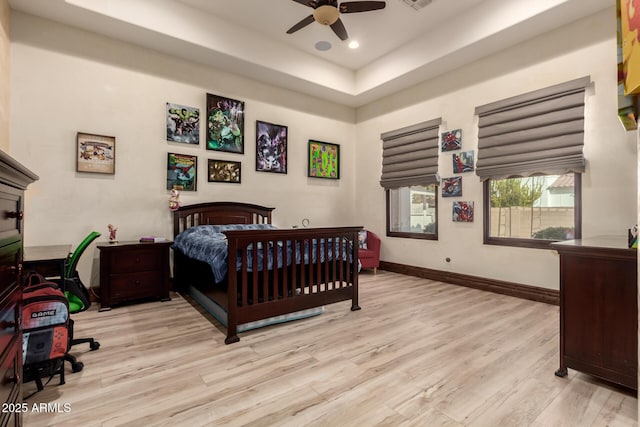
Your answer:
(380, 118), (442, 189)
(475, 76), (590, 181)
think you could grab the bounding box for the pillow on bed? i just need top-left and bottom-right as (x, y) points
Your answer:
(358, 230), (368, 250)
(177, 225), (228, 238)
(173, 226), (227, 245)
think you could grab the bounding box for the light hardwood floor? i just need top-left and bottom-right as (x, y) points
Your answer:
(23, 271), (637, 427)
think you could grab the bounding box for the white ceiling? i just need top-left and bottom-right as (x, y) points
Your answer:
(9, 0), (613, 107)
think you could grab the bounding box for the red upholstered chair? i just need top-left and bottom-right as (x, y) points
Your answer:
(358, 230), (381, 274)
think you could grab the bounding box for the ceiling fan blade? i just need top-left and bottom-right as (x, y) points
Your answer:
(291, 0), (316, 7)
(330, 18), (348, 41)
(286, 15), (316, 34)
(339, 1), (386, 13)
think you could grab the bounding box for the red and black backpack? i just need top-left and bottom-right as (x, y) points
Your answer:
(22, 273), (71, 392)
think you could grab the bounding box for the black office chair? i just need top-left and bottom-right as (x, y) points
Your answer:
(59, 232), (101, 372)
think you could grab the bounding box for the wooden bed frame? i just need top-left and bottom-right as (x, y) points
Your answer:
(173, 202), (361, 344)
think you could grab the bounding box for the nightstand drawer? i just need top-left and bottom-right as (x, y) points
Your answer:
(109, 248), (161, 274)
(109, 272), (163, 300)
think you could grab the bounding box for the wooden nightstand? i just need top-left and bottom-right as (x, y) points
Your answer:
(97, 240), (172, 311)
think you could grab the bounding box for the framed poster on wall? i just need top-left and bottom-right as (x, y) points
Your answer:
(308, 140), (339, 179)
(256, 120), (287, 174)
(617, 0), (640, 130)
(208, 159), (241, 184)
(167, 152), (197, 191)
(166, 102), (199, 144)
(205, 93), (244, 153)
(76, 132), (115, 174)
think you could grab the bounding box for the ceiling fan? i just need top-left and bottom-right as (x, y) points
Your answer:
(287, 0), (386, 41)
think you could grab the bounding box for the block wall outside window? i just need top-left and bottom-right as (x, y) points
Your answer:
(485, 173), (581, 249)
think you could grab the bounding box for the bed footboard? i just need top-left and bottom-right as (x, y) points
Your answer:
(223, 226), (361, 344)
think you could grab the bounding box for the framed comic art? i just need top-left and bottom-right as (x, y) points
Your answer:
(166, 102), (199, 144)
(441, 129), (462, 152)
(166, 152), (197, 191)
(619, 0), (640, 96)
(442, 176), (462, 197)
(206, 93), (244, 153)
(452, 151), (474, 173)
(208, 159), (241, 183)
(256, 120), (287, 174)
(453, 201), (474, 222)
(308, 140), (339, 179)
(617, 0), (640, 130)
(76, 132), (115, 174)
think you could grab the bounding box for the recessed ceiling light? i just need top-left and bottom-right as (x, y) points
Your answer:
(348, 40), (360, 49)
(315, 41), (332, 51)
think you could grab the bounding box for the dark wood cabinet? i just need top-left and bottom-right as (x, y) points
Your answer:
(97, 241), (172, 311)
(0, 151), (37, 427)
(552, 237), (637, 390)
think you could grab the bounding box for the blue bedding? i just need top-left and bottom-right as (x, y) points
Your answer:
(172, 224), (353, 283)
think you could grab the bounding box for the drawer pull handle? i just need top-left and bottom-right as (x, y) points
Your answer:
(6, 211), (23, 220)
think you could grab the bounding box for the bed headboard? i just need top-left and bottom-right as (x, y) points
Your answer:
(173, 202), (274, 237)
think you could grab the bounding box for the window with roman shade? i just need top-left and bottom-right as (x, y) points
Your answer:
(475, 76), (590, 181)
(379, 118), (442, 189)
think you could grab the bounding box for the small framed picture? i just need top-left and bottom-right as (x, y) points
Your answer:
(166, 102), (200, 144)
(206, 93), (245, 153)
(442, 176), (462, 197)
(256, 120), (287, 174)
(167, 153), (197, 191)
(208, 159), (241, 184)
(308, 140), (339, 179)
(441, 129), (462, 152)
(452, 151), (474, 173)
(453, 201), (474, 222)
(76, 132), (116, 174)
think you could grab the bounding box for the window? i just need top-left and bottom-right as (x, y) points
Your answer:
(475, 77), (589, 249)
(380, 118), (441, 240)
(387, 184), (438, 239)
(484, 173), (581, 248)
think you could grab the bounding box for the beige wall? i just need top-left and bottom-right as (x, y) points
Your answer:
(355, 7), (638, 290)
(0, 0), (9, 152)
(10, 12), (358, 285)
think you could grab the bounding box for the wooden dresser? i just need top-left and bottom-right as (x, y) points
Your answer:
(551, 237), (637, 390)
(97, 241), (172, 311)
(0, 151), (37, 426)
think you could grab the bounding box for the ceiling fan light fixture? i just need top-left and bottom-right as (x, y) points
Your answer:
(313, 5), (340, 25)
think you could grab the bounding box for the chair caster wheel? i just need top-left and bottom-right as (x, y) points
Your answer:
(90, 341), (100, 351)
(71, 361), (84, 373)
